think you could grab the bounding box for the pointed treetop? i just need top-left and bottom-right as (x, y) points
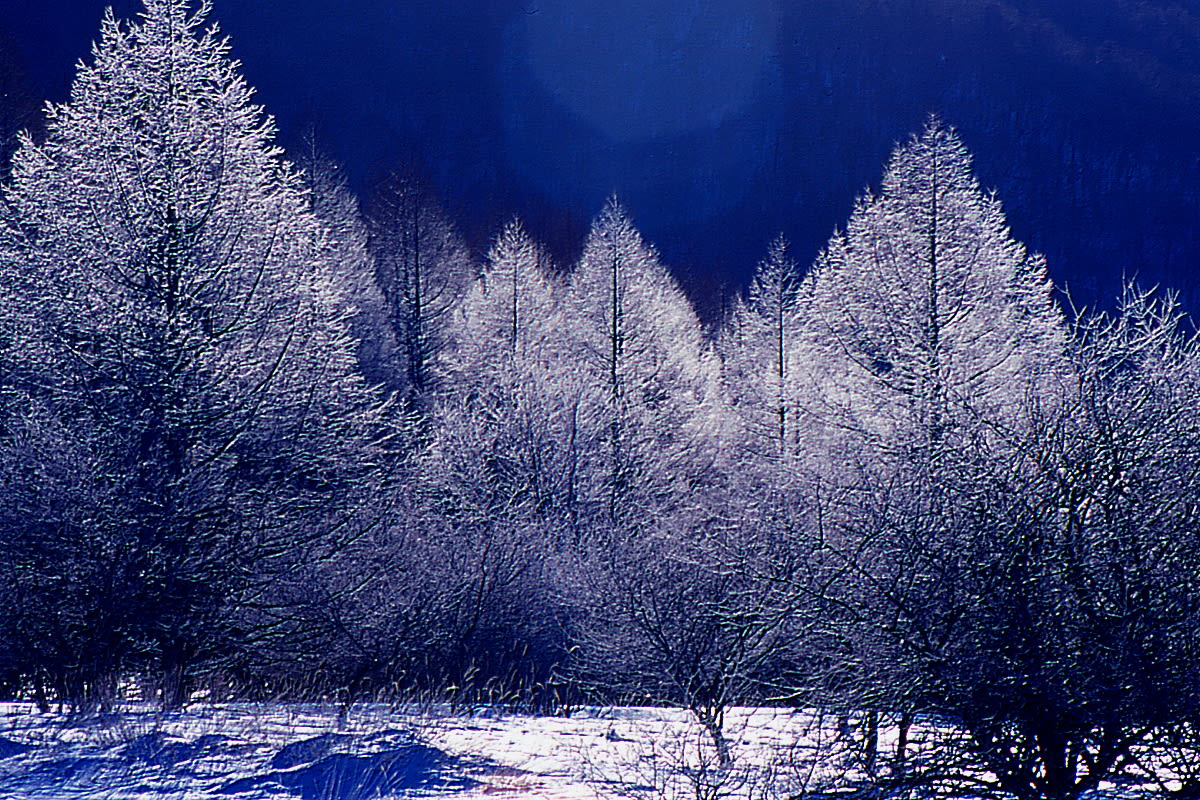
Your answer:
(488, 217), (543, 274)
(747, 234), (801, 317)
(576, 194), (677, 298)
(879, 116), (978, 209)
(138, 0), (212, 27)
(583, 194), (650, 254)
(798, 119), (1067, 455)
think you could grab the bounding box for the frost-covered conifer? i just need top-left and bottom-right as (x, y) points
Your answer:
(721, 235), (806, 463)
(450, 218), (560, 372)
(434, 218), (594, 537)
(800, 122), (1076, 784)
(0, 0), (394, 709)
(297, 140), (400, 389)
(563, 197), (722, 531)
(799, 118), (1066, 470)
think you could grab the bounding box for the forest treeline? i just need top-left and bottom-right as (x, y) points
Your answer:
(3, 3), (1200, 800)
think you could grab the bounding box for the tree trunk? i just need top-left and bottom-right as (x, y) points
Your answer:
(863, 710), (880, 776)
(893, 711), (912, 780)
(697, 706), (732, 769)
(1037, 726), (1076, 800)
(160, 652), (189, 711)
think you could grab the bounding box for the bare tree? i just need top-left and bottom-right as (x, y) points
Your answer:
(367, 163), (472, 405)
(565, 510), (811, 769)
(823, 286), (1200, 800)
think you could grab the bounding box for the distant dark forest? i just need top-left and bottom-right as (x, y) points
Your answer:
(3, 0), (1200, 320)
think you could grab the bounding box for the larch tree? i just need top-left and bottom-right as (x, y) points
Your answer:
(296, 139), (400, 390)
(448, 218), (561, 376)
(0, 0), (394, 710)
(798, 118), (1066, 475)
(561, 196), (723, 532)
(558, 199), (782, 768)
(437, 218), (592, 535)
(341, 219), (578, 696)
(435, 218), (579, 596)
(720, 234), (806, 464)
(791, 119), (1069, 780)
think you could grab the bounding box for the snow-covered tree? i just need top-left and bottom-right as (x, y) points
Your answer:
(721, 235), (806, 463)
(296, 138), (400, 388)
(824, 286), (1200, 800)
(780, 120), (1071, 778)
(556, 201), (800, 765)
(294, 220), (578, 698)
(436, 218), (595, 540)
(562, 197), (722, 531)
(0, 0), (394, 709)
(799, 118), (1066, 473)
(449, 219), (560, 374)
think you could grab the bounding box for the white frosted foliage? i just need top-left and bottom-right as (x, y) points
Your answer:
(797, 119), (1067, 468)
(720, 234), (806, 464)
(0, 0), (393, 708)
(562, 197), (723, 526)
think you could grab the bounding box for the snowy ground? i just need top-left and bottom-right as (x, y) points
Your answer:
(0, 702), (855, 800)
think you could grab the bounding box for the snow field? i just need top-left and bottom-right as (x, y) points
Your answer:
(0, 703), (865, 800)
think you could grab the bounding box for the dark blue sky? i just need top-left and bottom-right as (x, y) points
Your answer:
(4, 0), (1200, 318)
